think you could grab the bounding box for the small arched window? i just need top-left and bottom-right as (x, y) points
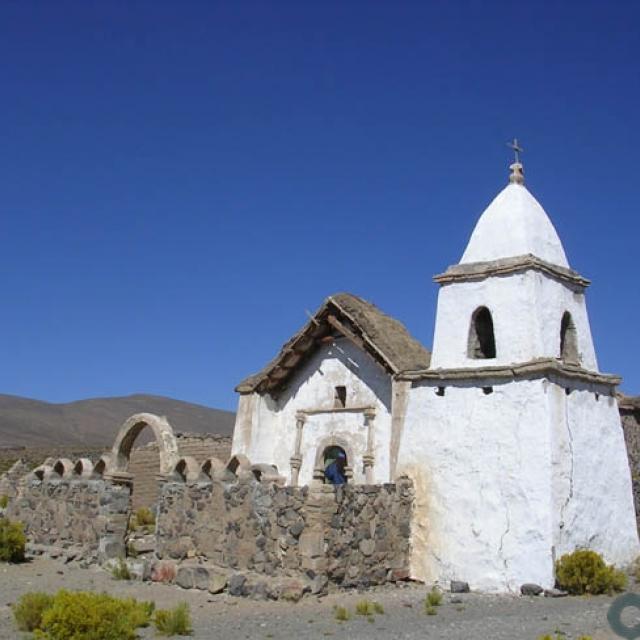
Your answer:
(560, 311), (579, 365)
(468, 306), (496, 359)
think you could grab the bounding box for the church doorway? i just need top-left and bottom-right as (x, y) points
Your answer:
(323, 445), (348, 485)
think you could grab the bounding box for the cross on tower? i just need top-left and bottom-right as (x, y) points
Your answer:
(507, 138), (523, 164)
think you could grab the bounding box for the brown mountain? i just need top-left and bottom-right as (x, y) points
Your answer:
(0, 394), (236, 448)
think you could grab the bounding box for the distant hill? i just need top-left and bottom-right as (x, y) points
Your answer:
(0, 394), (236, 448)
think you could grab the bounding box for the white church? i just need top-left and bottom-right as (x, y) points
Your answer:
(231, 157), (639, 592)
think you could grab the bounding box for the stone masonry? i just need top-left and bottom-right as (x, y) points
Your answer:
(128, 434), (232, 510)
(155, 476), (413, 588)
(620, 395), (640, 532)
(7, 475), (131, 563)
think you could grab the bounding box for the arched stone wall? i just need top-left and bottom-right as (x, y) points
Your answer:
(108, 413), (179, 479)
(173, 456), (202, 483)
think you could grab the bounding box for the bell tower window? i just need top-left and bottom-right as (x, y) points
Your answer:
(468, 306), (496, 359)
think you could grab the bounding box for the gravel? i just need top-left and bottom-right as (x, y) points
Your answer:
(0, 558), (626, 639)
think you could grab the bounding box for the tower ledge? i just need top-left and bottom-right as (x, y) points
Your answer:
(397, 357), (620, 391)
(434, 253), (590, 290)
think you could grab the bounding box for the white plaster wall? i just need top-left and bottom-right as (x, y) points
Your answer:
(550, 385), (640, 565)
(232, 338), (393, 486)
(396, 379), (555, 593)
(430, 271), (598, 370)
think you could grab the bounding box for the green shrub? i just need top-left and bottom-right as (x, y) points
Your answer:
(355, 599), (375, 616)
(111, 558), (131, 581)
(426, 586), (443, 607)
(12, 592), (54, 631)
(555, 549), (627, 595)
(333, 605), (350, 621)
(128, 507), (156, 534)
(0, 517), (26, 562)
(154, 602), (192, 637)
(0, 494), (9, 509)
(425, 605), (437, 616)
(33, 590), (153, 640)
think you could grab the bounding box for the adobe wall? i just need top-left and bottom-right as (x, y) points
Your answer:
(128, 434), (232, 510)
(155, 476), (414, 587)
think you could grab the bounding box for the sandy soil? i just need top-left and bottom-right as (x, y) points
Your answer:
(0, 558), (633, 639)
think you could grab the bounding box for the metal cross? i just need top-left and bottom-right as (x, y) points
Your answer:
(507, 138), (523, 163)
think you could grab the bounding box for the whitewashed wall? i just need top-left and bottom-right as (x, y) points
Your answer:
(550, 384), (639, 565)
(396, 377), (639, 593)
(430, 271), (597, 370)
(396, 378), (554, 593)
(232, 338), (393, 486)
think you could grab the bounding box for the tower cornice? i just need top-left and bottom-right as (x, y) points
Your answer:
(397, 357), (619, 391)
(434, 253), (590, 290)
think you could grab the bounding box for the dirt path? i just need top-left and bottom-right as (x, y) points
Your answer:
(0, 558), (631, 639)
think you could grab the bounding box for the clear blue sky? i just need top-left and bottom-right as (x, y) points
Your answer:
(1, 1), (638, 411)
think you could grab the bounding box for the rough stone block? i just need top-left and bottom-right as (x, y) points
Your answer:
(520, 583), (543, 596)
(208, 572), (228, 594)
(450, 580), (470, 593)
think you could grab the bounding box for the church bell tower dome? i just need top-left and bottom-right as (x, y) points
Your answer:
(460, 162), (569, 267)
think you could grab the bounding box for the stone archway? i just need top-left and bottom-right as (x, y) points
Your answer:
(107, 413), (179, 482)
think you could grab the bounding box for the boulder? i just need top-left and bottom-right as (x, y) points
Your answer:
(521, 583), (544, 596)
(450, 580), (470, 593)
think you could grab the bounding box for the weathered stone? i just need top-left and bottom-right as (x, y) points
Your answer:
(208, 573), (227, 594)
(176, 566), (195, 589)
(544, 588), (568, 598)
(450, 581), (470, 593)
(151, 560), (177, 583)
(521, 583), (544, 596)
(228, 573), (247, 596)
(359, 539), (375, 556)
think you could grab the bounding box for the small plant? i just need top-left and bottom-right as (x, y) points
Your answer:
(425, 605), (437, 615)
(0, 517), (26, 562)
(334, 605), (350, 621)
(354, 599), (384, 616)
(0, 494), (9, 509)
(22, 590), (153, 639)
(128, 507), (156, 534)
(555, 549), (627, 595)
(111, 558), (132, 580)
(154, 602), (193, 637)
(12, 592), (54, 631)
(426, 586), (443, 607)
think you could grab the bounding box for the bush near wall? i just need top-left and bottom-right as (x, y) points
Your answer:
(0, 517), (25, 562)
(555, 549), (627, 595)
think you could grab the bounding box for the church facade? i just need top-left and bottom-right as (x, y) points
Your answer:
(231, 161), (639, 592)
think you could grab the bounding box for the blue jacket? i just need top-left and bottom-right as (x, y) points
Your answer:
(324, 461), (347, 485)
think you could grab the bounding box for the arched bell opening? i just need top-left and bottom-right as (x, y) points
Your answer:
(560, 311), (580, 365)
(468, 306), (496, 359)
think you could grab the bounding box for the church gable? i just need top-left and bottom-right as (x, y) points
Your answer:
(236, 292), (431, 396)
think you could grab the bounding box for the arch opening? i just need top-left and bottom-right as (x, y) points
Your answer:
(468, 306), (496, 359)
(323, 445), (348, 485)
(560, 311), (579, 365)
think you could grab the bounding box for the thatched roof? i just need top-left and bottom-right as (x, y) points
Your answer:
(236, 292), (431, 394)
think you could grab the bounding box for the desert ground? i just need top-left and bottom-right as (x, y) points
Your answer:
(1, 557), (635, 639)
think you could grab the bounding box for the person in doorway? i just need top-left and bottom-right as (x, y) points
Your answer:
(324, 451), (347, 485)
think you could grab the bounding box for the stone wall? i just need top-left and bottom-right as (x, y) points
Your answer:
(7, 475), (131, 562)
(0, 459), (31, 498)
(155, 476), (413, 587)
(620, 395), (640, 532)
(129, 434), (232, 510)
